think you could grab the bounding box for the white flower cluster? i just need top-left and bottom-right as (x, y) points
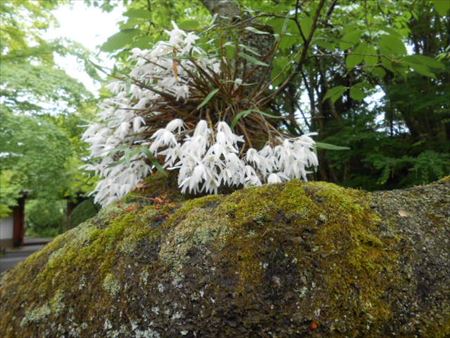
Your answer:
(83, 23), (216, 206)
(83, 23), (319, 207)
(151, 119), (318, 195)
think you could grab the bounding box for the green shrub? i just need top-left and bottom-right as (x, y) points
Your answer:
(26, 199), (66, 238)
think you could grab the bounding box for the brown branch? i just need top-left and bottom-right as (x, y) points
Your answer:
(260, 0), (327, 105)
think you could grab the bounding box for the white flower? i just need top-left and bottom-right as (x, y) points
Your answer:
(173, 85), (190, 100)
(133, 116), (146, 132)
(193, 120), (210, 138)
(150, 128), (177, 154)
(246, 148), (260, 165)
(184, 32), (200, 51)
(217, 121), (244, 146)
(165, 21), (186, 47)
(267, 173), (284, 184)
(165, 118), (185, 133)
(244, 165), (262, 187)
(116, 122), (130, 139)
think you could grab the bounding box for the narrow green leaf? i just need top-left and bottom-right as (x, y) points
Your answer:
(245, 26), (271, 35)
(256, 110), (283, 120)
(232, 109), (253, 127)
(197, 88), (219, 109)
(151, 159), (167, 175)
(315, 142), (350, 150)
(238, 44), (261, 56)
(232, 108), (283, 127)
(239, 52), (269, 67)
(142, 148), (167, 175)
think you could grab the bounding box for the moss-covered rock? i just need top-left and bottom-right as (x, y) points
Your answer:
(1, 178), (449, 337)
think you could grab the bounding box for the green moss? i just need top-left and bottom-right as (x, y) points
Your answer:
(1, 179), (447, 337)
(20, 289), (64, 327)
(206, 180), (398, 325)
(103, 273), (120, 297)
(159, 202), (231, 274)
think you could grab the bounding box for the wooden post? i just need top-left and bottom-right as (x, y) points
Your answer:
(12, 194), (26, 247)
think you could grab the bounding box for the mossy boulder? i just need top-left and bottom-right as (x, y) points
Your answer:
(1, 178), (449, 337)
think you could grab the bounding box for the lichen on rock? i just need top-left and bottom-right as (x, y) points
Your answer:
(0, 178), (449, 337)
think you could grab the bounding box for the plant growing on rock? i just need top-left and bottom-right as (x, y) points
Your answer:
(83, 22), (319, 206)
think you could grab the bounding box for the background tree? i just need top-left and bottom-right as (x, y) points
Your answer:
(0, 0), (98, 234)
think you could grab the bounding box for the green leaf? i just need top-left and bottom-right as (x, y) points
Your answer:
(323, 86), (348, 103)
(406, 63), (436, 78)
(141, 148), (167, 175)
(403, 55), (444, 70)
(232, 109), (253, 127)
(245, 26), (271, 35)
(238, 44), (261, 56)
(257, 110), (283, 120)
(197, 88), (219, 109)
(101, 29), (140, 52)
(151, 159), (167, 175)
(346, 43), (367, 70)
(132, 36), (152, 49)
(316, 37), (336, 51)
(265, 17), (286, 35)
(431, 0), (450, 15)
(231, 109), (281, 128)
(315, 142), (350, 151)
(271, 56), (291, 86)
(401, 55), (444, 78)
(178, 19), (200, 30)
(239, 52), (269, 67)
(340, 29), (363, 50)
(279, 35), (298, 50)
(364, 45), (378, 67)
(123, 9), (152, 19)
(300, 15), (313, 37)
(349, 83), (365, 101)
(379, 34), (406, 56)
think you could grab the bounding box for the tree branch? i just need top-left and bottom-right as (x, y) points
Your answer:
(260, 0), (327, 105)
(201, 0), (240, 19)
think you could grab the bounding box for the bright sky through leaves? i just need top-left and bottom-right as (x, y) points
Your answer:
(44, 1), (124, 93)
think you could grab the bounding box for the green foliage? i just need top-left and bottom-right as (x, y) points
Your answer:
(0, 0), (98, 231)
(26, 199), (67, 238)
(68, 199), (100, 229)
(0, 171), (22, 218)
(321, 113), (450, 190)
(98, 0), (210, 57)
(0, 1), (93, 115)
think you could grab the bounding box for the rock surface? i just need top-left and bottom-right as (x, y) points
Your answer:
(1, 177), (449, 337)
